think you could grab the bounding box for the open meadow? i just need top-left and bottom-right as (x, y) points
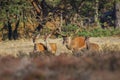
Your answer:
(0, 37), (120, 56)
(0, 37), (120, 80)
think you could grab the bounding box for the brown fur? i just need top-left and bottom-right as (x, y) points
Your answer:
(63, 36), (87, 53)
(49, 43), (57, 54)
(33, 29), (57, 54)
(35, 43), (57, 54)
(35, 43), (47, 53)
(71, 37), (86, 50)
(88, 43), (100, 51)
(43, 33), (57, 54)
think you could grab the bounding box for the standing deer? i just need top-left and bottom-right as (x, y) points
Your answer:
(62, 35), (89, 53)
(62, 35), (100, 53)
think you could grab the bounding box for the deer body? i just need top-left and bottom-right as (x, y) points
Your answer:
(34, 43), (46, 53)
(71, 37), (86, 50)
(33, 32), (57, 54)
(45, 37), (57, 54)
(49, 43), (57, 54)
(63, 36), (101, 53)
(33, 41), (57, 54)
(63, 36), (87, 53)
(87, 43), (100, 51)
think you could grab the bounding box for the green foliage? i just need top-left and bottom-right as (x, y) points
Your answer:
(62, 24), (78, 35)
(62, 24), (120, 37)
(99, 0), (115, 9)
(46, 0), (61, 7)
(0, 23), (3, 28)
(78, 28), (120, 37)
(0, 0), (119, 39)
(0, 0), (30, 20)
(80, 0), (95, 17)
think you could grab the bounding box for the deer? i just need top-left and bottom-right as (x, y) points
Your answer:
(61, 34), (100, 53)
(88, 43), (100, 51)
(62, 35), (89, 53)
(51, 22), (101, 53)
(32, 31), (57, 55)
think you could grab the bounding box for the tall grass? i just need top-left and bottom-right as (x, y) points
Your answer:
(0, 50), (120, 80)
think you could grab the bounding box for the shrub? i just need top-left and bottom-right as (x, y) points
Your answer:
(62, 24), (120, 37)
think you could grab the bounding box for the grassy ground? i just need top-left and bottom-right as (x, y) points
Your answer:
(0, 37), (120, 80)
(0, 37), (120, 57)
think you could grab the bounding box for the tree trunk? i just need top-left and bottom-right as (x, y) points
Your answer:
(29, 0), (41, 15)
(115, 1), (120, 28)
(94, 0), (100, 27)
(13, 16), (20, 40)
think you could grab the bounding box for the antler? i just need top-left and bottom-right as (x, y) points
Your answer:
(33, 34), (37, 43)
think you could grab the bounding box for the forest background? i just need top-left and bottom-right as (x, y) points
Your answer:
(0, 0), (120, 41)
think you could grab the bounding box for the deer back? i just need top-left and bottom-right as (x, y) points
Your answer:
(63, 36), (87, 51)
(36, 43), (47, 52)
(71, 37), (86, 50)
(88, 43), (100, 51)
(49, 43), (57, 54)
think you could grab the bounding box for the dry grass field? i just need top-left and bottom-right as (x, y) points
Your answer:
(0, 37), (120, 56)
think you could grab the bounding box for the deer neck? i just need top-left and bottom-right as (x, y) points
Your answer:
(45, 38), (52, 52)
(85, 37), (90, 50)
(66, 37), (72, 50)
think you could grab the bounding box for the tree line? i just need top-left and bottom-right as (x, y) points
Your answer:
(0, 0), (120, 40)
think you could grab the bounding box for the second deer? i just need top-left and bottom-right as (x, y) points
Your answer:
(62, 35), (100, 53)
(62, 35), (88, 53)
